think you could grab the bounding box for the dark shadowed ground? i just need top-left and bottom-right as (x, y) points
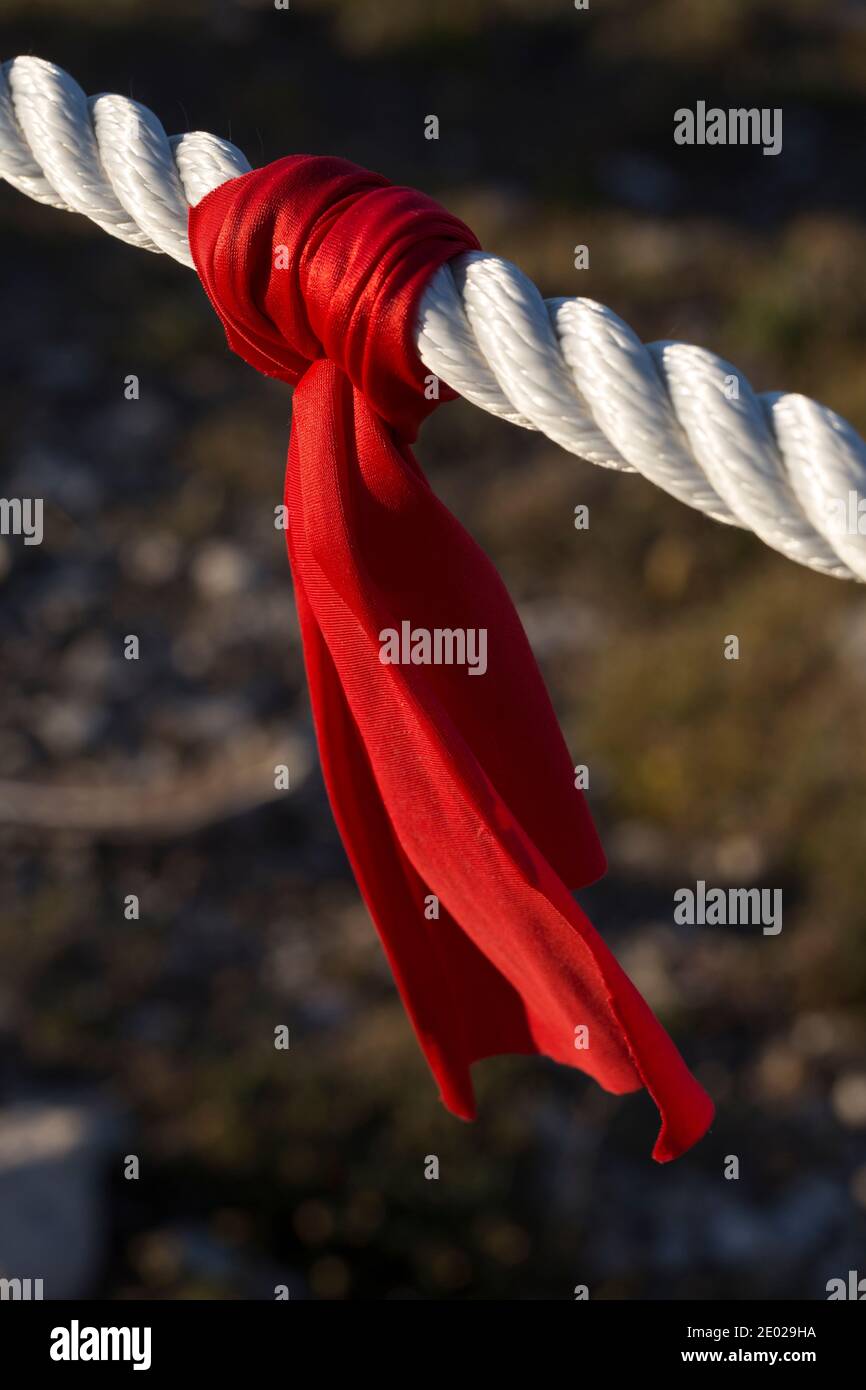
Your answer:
(0, 0), (865, 1300)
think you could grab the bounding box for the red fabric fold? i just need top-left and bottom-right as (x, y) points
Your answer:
(189, 154), (713, 1160)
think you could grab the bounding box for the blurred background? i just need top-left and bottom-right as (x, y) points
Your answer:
(1, 0), (865, 1300)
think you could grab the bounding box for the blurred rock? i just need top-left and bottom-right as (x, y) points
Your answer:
(192, 541), (253, 599)
(0, 1099), (120, 1300)
(832, 1073), (866, 1128)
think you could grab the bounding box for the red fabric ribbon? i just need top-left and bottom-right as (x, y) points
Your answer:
(189, 154), (713, 1160)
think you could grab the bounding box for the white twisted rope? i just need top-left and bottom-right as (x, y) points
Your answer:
(3, 56), (866, 582)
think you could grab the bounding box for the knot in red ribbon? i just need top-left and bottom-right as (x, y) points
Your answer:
(189, 156), (713, 1162)
(190, 153), (477, 440)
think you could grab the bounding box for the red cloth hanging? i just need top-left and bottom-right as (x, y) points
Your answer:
(189, 154), (713, 1160)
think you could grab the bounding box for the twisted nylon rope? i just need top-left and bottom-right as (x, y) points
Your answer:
(3, 55), (866, 581)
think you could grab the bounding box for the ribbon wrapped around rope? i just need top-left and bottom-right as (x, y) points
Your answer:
(189, 154), (714, 1161)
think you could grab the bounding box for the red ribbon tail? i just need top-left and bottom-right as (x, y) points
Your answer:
(286, 360), (714, 1161)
